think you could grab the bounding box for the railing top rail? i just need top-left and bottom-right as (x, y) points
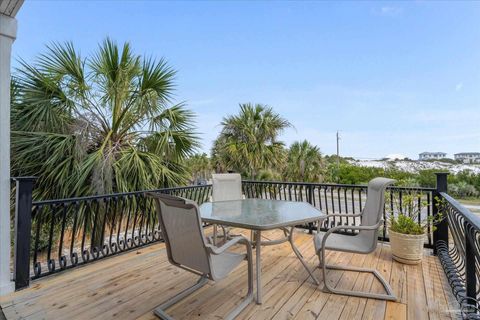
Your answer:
(32, 184), (212, 206)
(440, 192), (480, 230)
(32, 180), (436, 205)
(242, 180), (436, 192)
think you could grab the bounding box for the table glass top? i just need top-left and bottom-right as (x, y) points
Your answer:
(199, 199), (325, 230)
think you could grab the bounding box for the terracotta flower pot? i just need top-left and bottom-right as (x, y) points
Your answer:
(389, 230), (425, 265)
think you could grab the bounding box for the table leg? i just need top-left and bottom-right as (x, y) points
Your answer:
(213, 224), (218, 245)
(288, 227), (320, 285)
(255, 230), (262, 304)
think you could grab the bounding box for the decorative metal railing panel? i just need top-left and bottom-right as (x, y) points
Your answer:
(437, 192), (480, 319)
(29, 185), (212, 280)
(242, 180), (436, 247)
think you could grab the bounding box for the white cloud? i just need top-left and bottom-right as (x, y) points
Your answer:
(455, 82), (463, 92)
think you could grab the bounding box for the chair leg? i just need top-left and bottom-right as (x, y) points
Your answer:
(319, 249), (397, 301)
(153, 275), (209, 319)
(225, 245), (254, 320)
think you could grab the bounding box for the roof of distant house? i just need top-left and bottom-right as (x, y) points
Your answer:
(454, 152), (480, 156)
(419, 152), (446, 155)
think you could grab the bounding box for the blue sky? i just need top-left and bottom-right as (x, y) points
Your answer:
(12, 1), (480, 159)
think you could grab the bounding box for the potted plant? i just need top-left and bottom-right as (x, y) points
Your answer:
(387, 193), (443, 264)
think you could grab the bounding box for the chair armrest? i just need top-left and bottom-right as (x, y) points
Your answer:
(320, 220), (383, 249)
(206, 235), (252, 255)
(326, 213), (363, 218)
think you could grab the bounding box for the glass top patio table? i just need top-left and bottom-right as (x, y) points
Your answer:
(199, 198), (325, 230)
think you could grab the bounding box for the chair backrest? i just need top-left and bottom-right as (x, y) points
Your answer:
(148, 193), (211, 275)
(212, 173), (243, 201)
(359, 178), (396, 248)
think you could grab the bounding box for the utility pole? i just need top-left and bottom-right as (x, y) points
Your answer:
(336, 131), (340, 182)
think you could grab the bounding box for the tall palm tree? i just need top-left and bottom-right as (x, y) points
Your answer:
(212, 103), (291, 179)
(11, 39), (199, 200)
(284, 140), (324, 182)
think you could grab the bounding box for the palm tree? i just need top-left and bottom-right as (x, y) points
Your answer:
(284, 140), (324, 182)
(212, 103), (291, 179)
(185, 153), (212, 184)
(11, 39), (199, 200)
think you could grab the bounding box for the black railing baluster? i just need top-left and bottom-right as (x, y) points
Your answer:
(109, 197), (118, 252)
(318, 186), (322, 210)
(137, 196), (146, 245)
(351, 189), (355, 215)
(131, 195), (140, 246)
(57, 204), (68, 269)
(115, 197), (124, 250)
(358, 189), (363, 212)
(46, 205), (56, 273)
(99, 198), (109, 255)
(81, 201), (90, 263)
(70, 202), (79, 266)
(32, 206), (42, 278)
(324, 187), (329, 214)
(124, 195), (133, 248)
(330, 188), (335, 214)
(90, 200), (99, 256)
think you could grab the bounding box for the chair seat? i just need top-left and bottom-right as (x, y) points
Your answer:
(210, 251), (246, 280)
(314, 231), (374, 254)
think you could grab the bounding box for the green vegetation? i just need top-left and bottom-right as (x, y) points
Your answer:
(389, 214), (425, 235)
(11, 39), (199, 200)
(387, 194), (446, 235)
(284, 140), (324, 183)
(387, 193), (430, 235)
(211, 103), (291, 179)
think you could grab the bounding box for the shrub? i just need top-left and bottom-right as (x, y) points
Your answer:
(449, 182), (479, 198)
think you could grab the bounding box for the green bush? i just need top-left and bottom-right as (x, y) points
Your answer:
(449, 181), (479, 198)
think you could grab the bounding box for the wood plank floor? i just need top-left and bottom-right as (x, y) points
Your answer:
(0, 229), (460, 320)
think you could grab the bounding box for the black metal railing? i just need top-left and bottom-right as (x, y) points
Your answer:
(436, 191), (480, 318)
(12, 178), (211, 289)
(15, 172), (475, 310)
(242, 180), (436, 246)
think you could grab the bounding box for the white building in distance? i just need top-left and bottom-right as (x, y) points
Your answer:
(419, 152), (447, 161)
(454, 152), (480, 164)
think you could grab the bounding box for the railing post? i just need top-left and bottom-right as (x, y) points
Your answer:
(307, 184), (314, 234)
(12, 177), (36, 290)
(433, 172), (448, 255)
(465, 224), (477, 302)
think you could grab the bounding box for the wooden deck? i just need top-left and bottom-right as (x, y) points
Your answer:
(0, 229), (459, 320)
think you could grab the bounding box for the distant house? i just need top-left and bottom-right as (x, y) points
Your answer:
(454, 152), (480, 164)
(418, 152), (447, 161)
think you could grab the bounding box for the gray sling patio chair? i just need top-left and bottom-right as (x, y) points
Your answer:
(147, 193), (254, 320)
(314, 177), (397, 301)
(209, 173), (245, 243)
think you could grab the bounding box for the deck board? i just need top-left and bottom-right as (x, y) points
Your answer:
(0, 229), (458, 320)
